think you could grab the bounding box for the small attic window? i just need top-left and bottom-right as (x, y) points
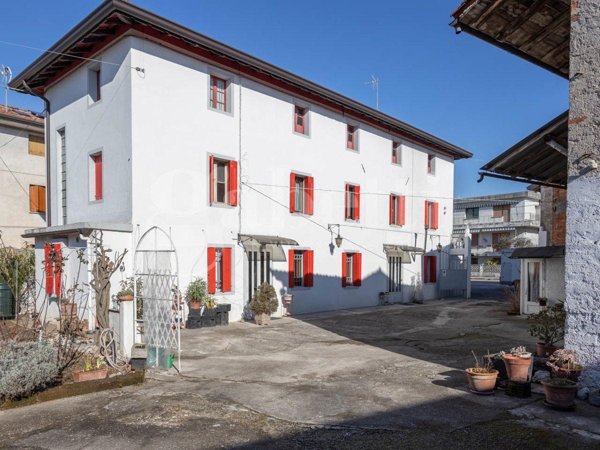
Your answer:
(88, 66), (101, 102)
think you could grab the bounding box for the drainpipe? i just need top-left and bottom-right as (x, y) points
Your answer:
(22, 81), (51, 227)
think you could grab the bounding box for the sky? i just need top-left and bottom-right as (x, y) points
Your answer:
(0, 0), (568, 198)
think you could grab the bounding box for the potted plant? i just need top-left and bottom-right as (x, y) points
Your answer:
(527, 303), (565, 357)
(465, 351), (499, 394)
(250, 283), (278, 325)
(117, 277), (135, 302)
(502, 346), (533, 383)
(186, 278), (209, 310)
(542, 378), (578, 410)
(547, 349), (583, 382)
(73, 354), (108, 383)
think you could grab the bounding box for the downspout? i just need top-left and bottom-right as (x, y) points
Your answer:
(22, 81), (52, 227)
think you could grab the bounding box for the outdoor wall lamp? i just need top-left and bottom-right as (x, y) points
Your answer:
(328, 224), (343, 248)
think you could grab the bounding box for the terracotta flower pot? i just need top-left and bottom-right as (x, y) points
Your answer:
(118, 294), (134, 302)
(502, 354), (532, 382)
(73, 367), (108, 383)
(536, 342), (558, 358)
(542, 379), (578, 410)
(254, 313), (271, 326)
(188, 300), (202, 310)
(465, 368), (499, 393)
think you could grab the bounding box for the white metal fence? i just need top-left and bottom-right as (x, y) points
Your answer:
(471, 264), (501, 278)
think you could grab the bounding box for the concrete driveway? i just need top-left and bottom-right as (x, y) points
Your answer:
(1, 298), (599, 449)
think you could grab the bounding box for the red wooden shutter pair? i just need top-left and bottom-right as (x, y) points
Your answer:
(93, 153), (103, 201)
(288, 250), (314, 288)
(209, 156), (238, 206)
(345, 185), (360, 220)
(341, 253), (361, 287)
(207, 247), (232, 294)
(425, 201), (439, 230)
(44, 244), (62, 296)
(389, 195), (406, 226)
(289, 173), (296, 213)
(289, 174), (314, 214)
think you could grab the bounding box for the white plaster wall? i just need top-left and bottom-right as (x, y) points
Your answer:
(45, 37), (134, 226)
(0, 125), (46, 247)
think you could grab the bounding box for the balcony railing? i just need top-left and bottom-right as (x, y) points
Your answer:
(455, 212), (540, 228)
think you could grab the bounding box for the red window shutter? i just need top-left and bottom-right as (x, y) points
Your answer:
(44, 245), (52, 294)
(353, 253), (362, 287)
(429, 255), (437, 283)
(399, 196), (406, 226)
(341, 252), (347, 287)
(389, 195), (394, 225)
(288, 249), (295, 288)
(289, 172), (296, 213)
(425, 201), (430, 228)
(222, 247), (232, 292)
(94, 153), (103, 201)
(354, 185), (360, 220)
(305, 176), (314, 215)
(423, 256), (429, 284)
(303, 250), (314, 287)
(209, 155), (214, 205)
(432, 202), (439, 230)
(207, 247), (216, 294)
(228, 160), (238, 206)
(53, 244), (62, 297)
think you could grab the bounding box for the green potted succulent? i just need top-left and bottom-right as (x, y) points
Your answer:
(117, 277), (135, 302)
(527, 303), (565, 357)
(249, 283), (279, 325)
(186, 278), (210, 310)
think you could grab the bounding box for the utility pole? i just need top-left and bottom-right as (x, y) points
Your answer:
(365, 75), (380, 110)
(1, 65), (12, 112)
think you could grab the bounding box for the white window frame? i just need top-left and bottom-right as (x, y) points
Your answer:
(213, 158), (229, 205)
(392, 141), (402, 166)
(427, 154), (436, 175)
(345, 253), (355, 286)
(207, 70), (234, 115)
(294, 251), (304, 287)
(293, 104), (310, 137)
(346, 124), (359, 152)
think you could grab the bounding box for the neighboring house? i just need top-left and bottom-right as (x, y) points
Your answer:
(11, 0), (471, 328)
(0, 106), (46, 248)
(451, 0), (600, 385)
(453, 191), (540, 264)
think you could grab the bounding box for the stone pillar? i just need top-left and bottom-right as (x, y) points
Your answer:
(565, 0), (600, 387)
(119, 300), (135, 359)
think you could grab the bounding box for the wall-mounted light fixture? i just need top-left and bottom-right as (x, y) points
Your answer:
(328, 224), (343, 248)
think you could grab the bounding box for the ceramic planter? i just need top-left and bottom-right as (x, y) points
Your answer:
(465, 368), (499, 393)
(188, 300), (202, 310)
(536, 342), (558, 358)
(542, 379), (578, 410)
(502, 354), (532, 382)
(551, 367), (583, 382)
(73, 367), (108, 383)
(254, 313), (271, 326)
(118, 294), (134, 302)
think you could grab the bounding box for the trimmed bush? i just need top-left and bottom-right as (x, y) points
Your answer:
(0, 341), (59, 401)
(249, 283), (278, 315)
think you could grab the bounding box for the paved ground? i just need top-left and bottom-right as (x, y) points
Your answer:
(1, 293), (599, 449)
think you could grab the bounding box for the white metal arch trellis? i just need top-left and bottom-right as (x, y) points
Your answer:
(133, 226), (181, 371)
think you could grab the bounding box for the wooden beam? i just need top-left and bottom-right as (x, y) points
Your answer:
(519, 9), (569, 51)
(496, 0), (546, 41)
(544, 136), (568, 156)
(473, 0), (506, 27)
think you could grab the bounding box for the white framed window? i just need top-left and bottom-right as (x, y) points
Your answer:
(346, 125), (358, 151)
(213, 159), (228, 204)
(294, 105), (309, 135)
(388, 256), (402, 292)
(294, 251), (304, 287)
(427, 154), (436, 174)
(345, 253), (354, 286)
(392, 142), (401, 165)
(208, 73), (233, 113)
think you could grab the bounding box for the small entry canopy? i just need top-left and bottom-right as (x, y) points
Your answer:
(383, 244), (424, 262)
(238, 234), (298, 262)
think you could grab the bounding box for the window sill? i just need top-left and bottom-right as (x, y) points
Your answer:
(289, 286), (312, 291)
(291, 211), (313, 217)
(293, 130), (310, 139)
(87, 98), (103, 109)
(210, 202), (236, 209)
(344, 218), (360, 223)
(346, 147), (359, 153)
(208, 106), (234, 118)
(391, 162), (402, 167)
(343, 285), (361, 289)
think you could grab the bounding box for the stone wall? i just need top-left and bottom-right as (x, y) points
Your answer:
(565, 0), (600, 387)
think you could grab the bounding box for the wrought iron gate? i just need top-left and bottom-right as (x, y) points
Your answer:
(134, 226), (181, 370)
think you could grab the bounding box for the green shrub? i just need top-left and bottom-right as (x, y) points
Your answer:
(527, 303), (565, 345)
(186, 278), (210, 303)
(0, 341), (59, 401)
(249, 283), (278, 315)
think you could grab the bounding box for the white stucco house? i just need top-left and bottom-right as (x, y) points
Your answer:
(11, 0), (471, 333)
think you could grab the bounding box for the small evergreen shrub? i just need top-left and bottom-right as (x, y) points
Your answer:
(249, 283), (278, 315)
(186, 278), (210, 303)
(0, 341), (59, 401)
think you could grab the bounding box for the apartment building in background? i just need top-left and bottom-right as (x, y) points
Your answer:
(453, 191), (540, 264)
(0, 106), (46, 248)
(11, 0), (471, 327)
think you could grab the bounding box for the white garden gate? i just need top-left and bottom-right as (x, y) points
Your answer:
(134, 226), (182, 370)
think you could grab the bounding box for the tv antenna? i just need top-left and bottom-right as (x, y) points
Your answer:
(1, 65), (12, 112)
(365, 75), (380, 110)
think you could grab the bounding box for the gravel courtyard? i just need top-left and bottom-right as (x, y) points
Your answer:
(1, 290), (599, 449)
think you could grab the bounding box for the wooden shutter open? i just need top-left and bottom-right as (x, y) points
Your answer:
(28, 135), (45, 156)
(429, 255), (437, 283)
(353, 253), (362, 287)
(288, 249), (295, 288)
(29, 185), (39, 213)
(289, 172), (296, 213)
(341, 252), (347, 287)
(207, 247), (216, 294)
(305, 176), (314, 215)
(389, 195), (394, 225)
(354, 185), (360, 220)
(222, 247), (232, 292)
(303, 250), (314, 287)
(93, 153), (103, 201)
(44, 245), (52, 294)
(425, 201), (430, 228)
(53, 244), (62, 297)
(228, 160), (238, 206)
(399, 196), (406, 226)
(209, 155), (215, 205)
